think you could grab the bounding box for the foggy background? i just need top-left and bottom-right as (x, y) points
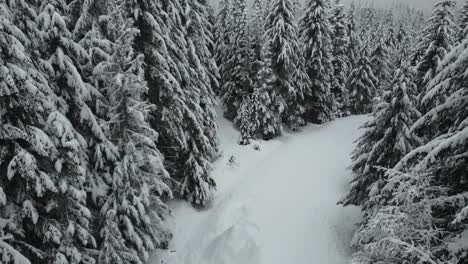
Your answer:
(209, 0), (464, 12)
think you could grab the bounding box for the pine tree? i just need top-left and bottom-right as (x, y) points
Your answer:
(370, 37), (392, 95)
(351, 170), (439, 264)
(185, 0), (220, 106)
(415, 0), (456, 109)
(342, 64), (421, 207)
(176, 0), (220, 205)
(220, 0), (253, 121)
(0, 1), (68, 262)
(392, 22), (414, 66)
(397, 36), (468, 210)
(245, 0), (285, 141)
(214, 0), (232, 95)
(94, 4), (171, 262)
(265, 0), (307, 130)
(394, 27), (468, 263)
(198, 0), (221, 96)
(68, 0), (122, 216)
(131, 0), (219, 206)
(347, 2), (359, 69)
(252, 43), (284, 140)
(348, 47), (378, 114)
(249, 0), (266, 81)
(35, 1), (104, 262)
(236, 96), (257, 145)
(358, 7), (378, 44)
(300, 0), (334, 123)
(459, 1), (468, 41)
(330, 0), (350, 117)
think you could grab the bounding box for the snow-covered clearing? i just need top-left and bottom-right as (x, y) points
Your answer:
(151, 113), (367, 264)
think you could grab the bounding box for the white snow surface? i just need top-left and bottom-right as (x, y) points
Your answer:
(151, 111), (367, 264)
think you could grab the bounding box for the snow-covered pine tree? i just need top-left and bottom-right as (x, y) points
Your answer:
(395, 36), (468, 262)
(342, 64), (421, 207)
(35, 1), (105, 262)
(265, 0), (307, 130)
(245, 0), (284, 141)
(176, 0), (220, 205)
(214, 0), (232, 95)
(382, 9), (397, 50)
(392, 22), (413, 66)
(249, 0), (266, 82)
(347, 46), (378, 114)
(459, 1), (468, 41)
(370, 37), (392, 95)
(206, 4), (217, 57)
(357, 7), (378, 45)
(347, 2), (359, 70)
(220, 0), (253, 121)
(230, 0), (266, 146)
(237, 96), (257, 145)
(415, 0), (456, 110)
(129, 0), (218, 206)
(330, 0), (350, 117)
(251, 43), (284, 140)
(67, 0), (123, 216)
(185, 0), (220, 103)
(94, 4), (171, 262)
(406, 11), (428, 67)
(300, 0), (334, 124)
(0, 1), (73, 262)
(351, 170), (439, 264)
(396, 10), (425, 67)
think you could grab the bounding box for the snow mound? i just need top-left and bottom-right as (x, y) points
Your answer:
(203, 202), (261, 264)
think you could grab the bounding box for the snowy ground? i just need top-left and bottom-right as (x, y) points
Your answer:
(151, 112), (367, 264)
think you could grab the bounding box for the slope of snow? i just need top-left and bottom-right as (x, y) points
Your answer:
(151, 111), (367, 264)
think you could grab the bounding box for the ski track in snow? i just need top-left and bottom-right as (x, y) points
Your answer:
(151, 112), (367, 264)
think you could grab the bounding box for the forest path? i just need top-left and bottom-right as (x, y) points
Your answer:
(151, 114), (367, 264)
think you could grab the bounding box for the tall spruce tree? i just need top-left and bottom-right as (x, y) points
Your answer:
(342, 64), (421, 207)
(459, 1), (468, 41)
(94, 3), (172, 263)
(175, 0), (220, 205)
(415, 0), (456, 110)
(35, 1), (106, 262)
(265, 0), (307, 130)
(198, 0), (221, 96)
(348, 47), (378, 114)
(214, 0), (232, 96)
(330, 0), (350, 117)
(0, 1), (94, 262)
(252, 44), (284, 140)
(347, 2), (359, 70)
(69, 0), (122, 219)
(300, 0), (334, 123)
(249, 0), (266, 81)
(395, 34), (468, 263)
(220, 0), (253, 121)
(370, 37), (392, 94)
(129, 0), (219, 206)
(351, 170), (439, 264)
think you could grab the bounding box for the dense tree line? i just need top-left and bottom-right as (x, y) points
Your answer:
(341, 0), (468, 263)
(0, 0), (218, 263)
(3, 0), (468, 262)
(214, 0), (417, 145)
